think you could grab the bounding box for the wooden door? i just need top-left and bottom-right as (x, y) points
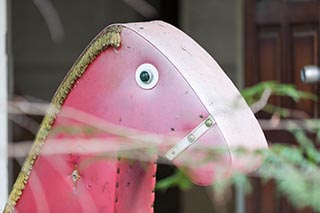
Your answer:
(245, 0), (320, 212)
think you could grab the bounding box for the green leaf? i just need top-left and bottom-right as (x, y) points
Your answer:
(241, 81), (317, 106)
(156, 169), (193, 191)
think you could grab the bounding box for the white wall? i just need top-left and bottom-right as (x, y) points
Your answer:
(0, 0), (8, 210)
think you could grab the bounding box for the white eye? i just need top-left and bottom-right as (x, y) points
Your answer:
(135, 63), (159, 89)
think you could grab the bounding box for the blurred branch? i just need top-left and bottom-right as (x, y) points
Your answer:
(242, 81), (317, 107)
(8, 114), (39, 134)
(6, 79), (320, 211)
(250, 88), (272, 113)
(32, 0), (64, 43)
(123, 0), (159, 19)
(6, 139), (161, 163)
(259, 118), (320, 132)
(9, 100), (183, 150)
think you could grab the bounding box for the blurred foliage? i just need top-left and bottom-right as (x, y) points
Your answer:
(242, 81), (317, 116)
(156, 81), (320, 211)
(156, 169), (193, 191)
(241, 81), (317, 105)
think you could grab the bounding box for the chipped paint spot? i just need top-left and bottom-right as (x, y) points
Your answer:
(71, 166), (81, 187)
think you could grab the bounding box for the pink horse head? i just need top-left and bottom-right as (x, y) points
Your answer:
(4, 21), (267, 213)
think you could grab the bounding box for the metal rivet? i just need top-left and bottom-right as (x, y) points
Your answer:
(187, 134), (195, 143)
(205, 118), (213, 127)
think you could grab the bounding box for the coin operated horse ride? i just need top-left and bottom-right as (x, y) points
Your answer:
(4, 21), (267, 213)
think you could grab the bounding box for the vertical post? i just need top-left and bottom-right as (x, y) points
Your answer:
(0, 0), (8, 209)
(235, 0), (244, 89)
(235, 1), (245, 212)
(236, 183), (245, 213)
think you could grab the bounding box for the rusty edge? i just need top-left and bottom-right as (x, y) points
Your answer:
(4, 25), (122, 213)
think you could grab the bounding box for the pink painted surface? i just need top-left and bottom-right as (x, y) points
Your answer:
(124, 21), (268, 171)
(13, 21), (267, 212)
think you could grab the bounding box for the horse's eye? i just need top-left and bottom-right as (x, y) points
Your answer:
(140, 71), (151, 83)
(135, 63), (159, 89)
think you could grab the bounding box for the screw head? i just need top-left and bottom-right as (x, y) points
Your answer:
(71, 169), (80, 184)
(205, 118), (213, 127)
(187, 134), (195, 142)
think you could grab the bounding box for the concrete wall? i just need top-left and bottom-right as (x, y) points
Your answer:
(12, 0), (243, 100)
(12, 0), (143, 101)
(180, 0), (243, 88)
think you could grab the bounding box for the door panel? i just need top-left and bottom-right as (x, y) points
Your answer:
(258, 29), (281, 82)
(292, 26), (318, 115)
(245, 0), (319, 212)
(257, 28), (282, 107)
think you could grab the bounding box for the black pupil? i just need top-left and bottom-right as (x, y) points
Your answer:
(140, 71), (151, 83)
